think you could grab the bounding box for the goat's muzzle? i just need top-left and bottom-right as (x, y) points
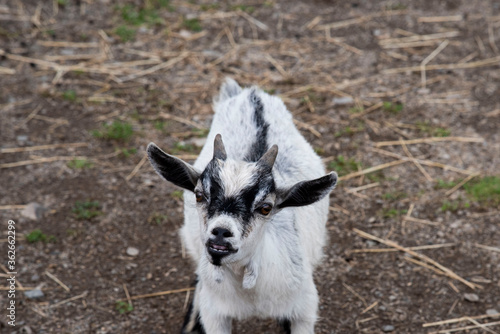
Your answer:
(206, 238), (237, 266)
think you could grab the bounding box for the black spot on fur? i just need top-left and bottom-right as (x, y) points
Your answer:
(278, 318), (292, 334)
(245, 91), (269, 162)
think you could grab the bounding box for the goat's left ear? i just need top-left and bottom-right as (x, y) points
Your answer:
(277, 172), (338, 209)
(147, 142), (201, 192)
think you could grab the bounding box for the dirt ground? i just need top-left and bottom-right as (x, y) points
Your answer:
(1, 0), (500, 333)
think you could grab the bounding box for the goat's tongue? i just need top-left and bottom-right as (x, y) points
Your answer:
(212, 244), (228, 251)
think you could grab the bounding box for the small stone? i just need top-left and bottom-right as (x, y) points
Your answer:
(21, 203), (46, 220)
(368, 217), (376, 223)
(24, 289), (44, 299)
(127, 247), (139, 257)
(382, 325), (395, 332)
(16, 135), (29, 145)
(464, 293), (479, 302)
(332, 96), (354, 105)
(486, 309), (499, 316)
(31, 274), (40, 281)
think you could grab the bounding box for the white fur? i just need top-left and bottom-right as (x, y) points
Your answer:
(179, 79), (333, 334)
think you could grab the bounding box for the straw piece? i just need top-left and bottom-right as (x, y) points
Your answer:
(370, 148), (478, 176)
(0, 142), (88, 153)
(126, 154), (148, 182)
(353, 228), (480, 290)
(37, 41), (99, 48)
(445, 173), (479, 196)
(45, 271), (70, 292)
(0, 66), (15, 74)
(428, 321), (500, 334)
(159, 113), (205, 130)
(0, 205), (27, 210)
(421, 40), (449, 88)
(339, 159), (407, 181)
(350, 101), (384, 119)
(117, 52), (190, 82)
(384, 56), (500, 74)
(293, 119), (321, 138)
(48, 291), (88, 309)
(375, 136), (484, 147)
(0, 156), (87, 169)
(116, 287), (195, 302)
(474, 244), (500, 253)
(342, 282), (367, 307)
(400, 138), (433, 182)
(418, 15), (463, 23)
(237, 10), (268, 31)
(403, 216), (439, 226)
(424, 313), (500, 327)
(351, 243), (455, 253)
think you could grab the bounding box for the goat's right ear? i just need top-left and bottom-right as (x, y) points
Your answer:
(147, 143), (201, 192)
(276, 172), (337, 209)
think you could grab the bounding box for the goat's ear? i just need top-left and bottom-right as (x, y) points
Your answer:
(147, 143), (201, 192)
(277, 172), (337, 209)
(217, 77), (242, 102)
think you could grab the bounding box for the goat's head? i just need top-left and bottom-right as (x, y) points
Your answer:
(147, 135), (337, 266)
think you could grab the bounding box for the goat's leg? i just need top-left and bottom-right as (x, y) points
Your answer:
(181, 280), (205, 334)
(199, 312), (231, 334)
(290, 283), (318, 334)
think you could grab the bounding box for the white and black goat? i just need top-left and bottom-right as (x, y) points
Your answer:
(147, 79), (337, 334)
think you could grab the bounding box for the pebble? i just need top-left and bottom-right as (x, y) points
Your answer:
(16, 135), (29, 145)
(486, 309), (499, 316)
(24, 289), (44, 299)
(332, 96), (354, 105)
(464, 293), (479, 302)
(21, 202), (46, 221)
(382, 325), (395, 332)
(126, 247), (139, 257)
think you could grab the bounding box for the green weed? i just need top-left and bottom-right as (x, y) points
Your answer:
(148, 212), (169, 225)
(62, 90), (77, 102)
(383, 101), (403, 114)
(183, 18), (202, 32)
(72, 201), (102, 220)
(231, 5), (255, 13)
(171, 190), (183, 200)
(416, 121), (451, 137)
(200, 3), (220, 10)
(114, 25), (136, 42)
(382, 192), (407, 201)
(67, 158), (93, 169)
(464, 176), (500, 206)
(116, 301), (133, 314)
(441, 200), (460, 212)
(92, 121), (134, 142)
(119, 148), (137, 158)
(173, 142), (197, 153)
(435, 179), (460, 189)
(328, 155), (361, 177)
(26, 229), (56, 243)
(381, 208), (407, 218)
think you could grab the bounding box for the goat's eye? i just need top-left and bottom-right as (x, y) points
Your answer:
(195, 191), (204, 203)
(259, 204), (272, 216)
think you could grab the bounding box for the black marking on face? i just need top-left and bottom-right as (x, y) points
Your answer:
(199, 160), (276, 237)
(245, 91), (270, 162)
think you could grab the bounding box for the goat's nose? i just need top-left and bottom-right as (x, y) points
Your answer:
(211, 227), (233, 238)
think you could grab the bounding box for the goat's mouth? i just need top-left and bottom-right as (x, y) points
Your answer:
(206, 240), (237, 264)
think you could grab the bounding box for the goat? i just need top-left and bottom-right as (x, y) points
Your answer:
(147, 78), (337, 334)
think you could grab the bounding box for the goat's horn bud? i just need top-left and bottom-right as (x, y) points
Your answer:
(258, 145), (278, 170)
(213, 134), (227, 160)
